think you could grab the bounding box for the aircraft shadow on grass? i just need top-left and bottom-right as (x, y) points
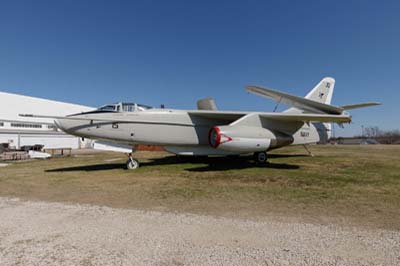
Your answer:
(46, 163), (125, 172)
(45, 154), (303, 172)
(143, 155), (300, 171)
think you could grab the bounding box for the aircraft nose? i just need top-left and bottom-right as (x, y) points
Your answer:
(54, 118), (75, 134)
(54, 117), (91, 138)
(54, 119), (64, 131)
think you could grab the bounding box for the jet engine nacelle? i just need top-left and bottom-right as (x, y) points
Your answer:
(208, 125), (275, 153)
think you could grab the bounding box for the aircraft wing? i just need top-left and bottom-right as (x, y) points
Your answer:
(187, 111), (351, 123)
(187, 110), (248, 121)
(246, 85), (344, 114)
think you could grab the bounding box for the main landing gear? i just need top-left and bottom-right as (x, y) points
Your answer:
(126, 151), (140, 170)
(253, 151), (268, 165)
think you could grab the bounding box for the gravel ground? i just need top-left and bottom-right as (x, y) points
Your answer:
(0, 198), (399, 266)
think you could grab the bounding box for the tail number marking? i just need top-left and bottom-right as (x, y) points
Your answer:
(300, 131), (310, 137)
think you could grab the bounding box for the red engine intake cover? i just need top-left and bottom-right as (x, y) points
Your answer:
(208, 127), (220, 148)
(208, 126), (232, 148)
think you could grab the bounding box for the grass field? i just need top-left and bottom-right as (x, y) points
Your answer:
(0, 145), (399, 229)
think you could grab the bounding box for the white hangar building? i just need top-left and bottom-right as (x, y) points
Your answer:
(0, 91), (94, 149)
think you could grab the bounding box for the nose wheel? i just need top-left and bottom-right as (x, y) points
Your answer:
(253, 151), (268, 165)
(126, 153), (140, 170)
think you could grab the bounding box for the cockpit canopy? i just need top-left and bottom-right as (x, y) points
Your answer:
(98, 102), (152, 112)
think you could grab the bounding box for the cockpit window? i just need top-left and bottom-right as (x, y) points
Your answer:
(122, 103), (135, 112)
(99, 105), (117, 111)
(97, 103), (152, 113)
(136, 104), (152, 111)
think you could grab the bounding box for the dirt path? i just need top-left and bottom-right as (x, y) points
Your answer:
(0, 197), (399, 266)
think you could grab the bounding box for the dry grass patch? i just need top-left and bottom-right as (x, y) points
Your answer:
(0, 145), (399, 229)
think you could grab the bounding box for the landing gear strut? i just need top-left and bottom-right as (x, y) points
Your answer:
(126, 152), (140, 170)
(303, 144), (314, 157)
(253, 151), (268, 165)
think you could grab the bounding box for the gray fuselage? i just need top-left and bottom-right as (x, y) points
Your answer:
(55, 108), (329, 156)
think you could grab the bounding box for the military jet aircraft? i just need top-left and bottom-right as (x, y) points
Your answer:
(21, 77), (379, 169)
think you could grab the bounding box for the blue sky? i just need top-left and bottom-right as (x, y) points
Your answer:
(0, 0), (399, 136)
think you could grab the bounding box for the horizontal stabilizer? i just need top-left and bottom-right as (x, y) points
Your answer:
(246, 85), (343, 114)
(340, 102), (381, 110)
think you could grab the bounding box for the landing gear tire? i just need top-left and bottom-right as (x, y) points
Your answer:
(253, 151), (268, 165)
(126, 154), (139, 170)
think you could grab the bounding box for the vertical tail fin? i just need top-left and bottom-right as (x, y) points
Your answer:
(305, 77), (335, 142)
(283, 77), (336, 114)
(305, 77), (335, 104)
(305, 77), (335, 141)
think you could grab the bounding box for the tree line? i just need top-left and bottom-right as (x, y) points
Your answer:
(356, 127), (400, 144)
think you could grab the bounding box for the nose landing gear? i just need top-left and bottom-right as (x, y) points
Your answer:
(126, 153), (140, 169)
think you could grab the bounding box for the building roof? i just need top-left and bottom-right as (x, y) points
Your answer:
(0, 91), (94, 124)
